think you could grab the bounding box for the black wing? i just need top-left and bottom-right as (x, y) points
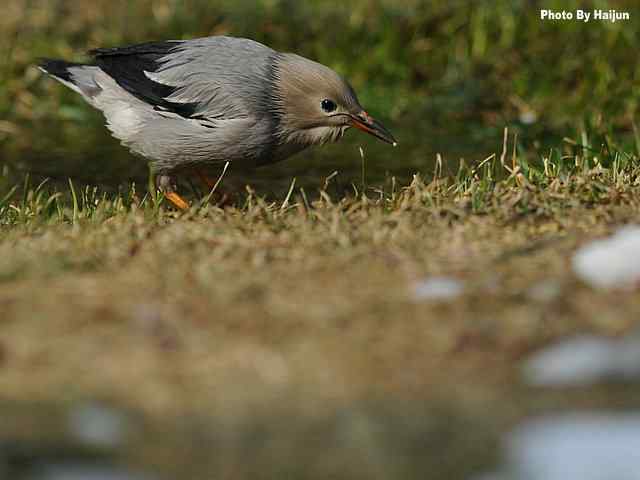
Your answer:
(91, 41), (198, 118)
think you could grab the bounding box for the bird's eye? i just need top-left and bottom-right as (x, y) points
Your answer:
(321, 99), (337, 113)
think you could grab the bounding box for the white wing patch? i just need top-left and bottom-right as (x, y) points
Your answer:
(103, 103), (143, 140)
(87, 72), (148, 142)
(143, 70), (176, 87)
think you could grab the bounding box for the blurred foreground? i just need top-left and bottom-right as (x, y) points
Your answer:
(2, 141), (640, 478)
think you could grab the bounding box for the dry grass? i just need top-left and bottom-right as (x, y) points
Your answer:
(1, 136), (640, 478)
(1, 140), (640, 415)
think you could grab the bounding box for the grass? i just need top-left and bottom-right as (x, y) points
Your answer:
(1, 133), (640, 416)
(3, 134), (640, 479)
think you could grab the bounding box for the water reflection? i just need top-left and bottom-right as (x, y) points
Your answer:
(10, 109), (529, 198)
(0, 400), (499, 480)
(24, 464), (156, 480)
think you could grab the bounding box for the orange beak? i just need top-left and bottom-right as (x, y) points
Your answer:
(350, 111), (397, 146)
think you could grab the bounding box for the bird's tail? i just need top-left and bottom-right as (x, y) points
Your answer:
(38, 58), (101, 99)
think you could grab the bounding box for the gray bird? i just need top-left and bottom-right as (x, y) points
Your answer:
(39, 36), (397, 209)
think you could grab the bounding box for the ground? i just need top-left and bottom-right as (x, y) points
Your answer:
(1, 148), (638, 407)
(2, 143), (640, 477)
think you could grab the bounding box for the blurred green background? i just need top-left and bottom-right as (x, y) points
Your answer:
(1, 0), (639, 190)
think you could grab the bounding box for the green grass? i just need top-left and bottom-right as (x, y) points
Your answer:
(2, 128), (638, 226)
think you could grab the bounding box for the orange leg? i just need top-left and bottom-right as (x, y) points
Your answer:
(196, 169), (217, 190)
(156, 174), (189, 211)
(163, 191), (189, 211)
(194, 168), (234, 207)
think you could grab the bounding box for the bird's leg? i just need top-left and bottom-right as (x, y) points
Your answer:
(156, 174), (189, 211)
(196, 169), (218, 190)
(194, 167), (233, 206)
(165, 191), (189, 211)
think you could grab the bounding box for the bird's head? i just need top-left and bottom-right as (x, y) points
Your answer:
(271, 53), (396, 147)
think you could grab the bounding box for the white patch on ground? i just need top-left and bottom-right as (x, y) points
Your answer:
(68, 403), (129, 449)
(494, 412), (640, 480)
(523, 334), (640, 387)
(412, 277), (463, 301)
(572, 226), (640, 289)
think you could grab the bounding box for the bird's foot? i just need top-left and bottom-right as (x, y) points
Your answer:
(156, 174), (189, 211)
(163, 191), (189, 211)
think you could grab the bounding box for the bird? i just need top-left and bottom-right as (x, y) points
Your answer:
(38, 36), (397, 210)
